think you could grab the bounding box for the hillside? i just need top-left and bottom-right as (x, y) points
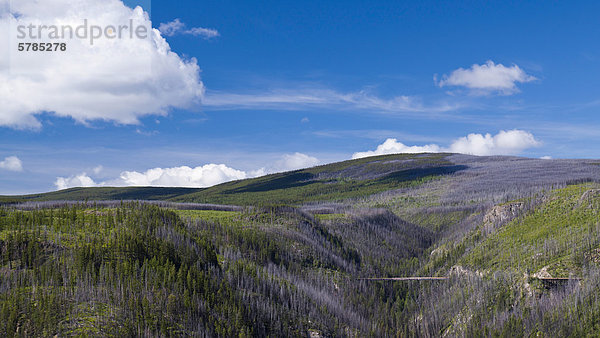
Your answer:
(2, 153), (600, 336)
(2, 153), (460, 204)
(4, 153), (600, 205)
(0, 187), (201, 204)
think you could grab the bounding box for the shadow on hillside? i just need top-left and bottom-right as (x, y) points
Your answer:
(226, 165), (468, 194)
(226, 172), (316, 193)
(381, 165), (468, 183)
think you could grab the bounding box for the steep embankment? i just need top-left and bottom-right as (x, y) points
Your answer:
(461, 184), (600, 276)
(0, 201), (434, 336)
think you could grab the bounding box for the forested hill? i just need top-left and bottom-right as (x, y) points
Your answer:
(2, 152), (458, 203)
(3, 153), (600, 205)
(2, 153), (600, 336)
(0, 186), (202, 204)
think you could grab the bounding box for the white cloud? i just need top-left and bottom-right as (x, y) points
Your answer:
(540, 156), (552, 160)
(203, 88), (458, 115)
(0, 0), (204, 129)
(157, 18), (185, 36)
(352, 139), (441, 159)
(0, 156), (23, 172)
(55, 164), (247, 190)
(275, 153), (320, 171)
(117, 164), (247, 187)
(55, 173), (97, 190)
(158, 19), (219, 39)
(250, 153), (320, 176)
(53, 153), (320, 190)
(248, 168), (268, 178)
(447, 130), (540, 156)
(437, 61), (536, 95)
(352, 130), (540, 159)
(186, 27), (220, 39)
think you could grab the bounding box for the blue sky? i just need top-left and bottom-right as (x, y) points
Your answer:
(1, 0), (599, 194)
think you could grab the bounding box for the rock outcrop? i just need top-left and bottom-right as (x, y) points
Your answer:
(483, 202), (524, 226)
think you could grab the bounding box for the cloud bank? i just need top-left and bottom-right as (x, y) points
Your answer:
(352, 130), (540, 159)
(437, 61), (536, 95)
(118, 164), (247, 187)
(0, 156), (23, 172)
(0, 0), (204, 129)
(54, 153), (320, 190)
(55, 173), (97, 190)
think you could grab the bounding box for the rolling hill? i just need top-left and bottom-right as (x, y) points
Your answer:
(2, 153), (459, 204)
(4, 153), (599, 205)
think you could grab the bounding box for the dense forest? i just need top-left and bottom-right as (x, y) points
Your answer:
(1, 153), (600, 337)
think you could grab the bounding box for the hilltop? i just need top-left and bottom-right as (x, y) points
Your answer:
(4, 153), (599, 205)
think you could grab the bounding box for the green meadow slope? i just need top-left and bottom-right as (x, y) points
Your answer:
(461, 184), (600, 276)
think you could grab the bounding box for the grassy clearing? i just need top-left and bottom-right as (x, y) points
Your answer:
(461, 183), (600, 276)
(175, 210), (241, 223)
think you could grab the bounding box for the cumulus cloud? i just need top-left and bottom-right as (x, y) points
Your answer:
(352, 140), (441, 159)
(275, 153), (320, 171)
(447, 130), (540, 156)
(0, 0), (204, 128)
(352, 130), (540, 159)
(0, 156), (23, 172)
(117, 164), (247, 187)
(55, 173), (97, 190)
(53, 153), (320, 190)
(55, 164), (246, 190)
(158, 19), (219, 39)
(437, 61), (536, 95)
(249, 153), (320, 177)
